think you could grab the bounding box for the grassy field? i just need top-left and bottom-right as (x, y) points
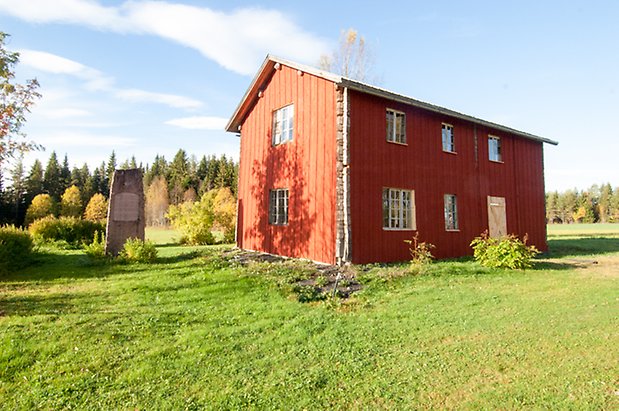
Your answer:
(548, 222), (619, 237)
(0, 227), (617, 409)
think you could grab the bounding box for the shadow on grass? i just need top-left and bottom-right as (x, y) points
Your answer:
(546, 237), (619, 258)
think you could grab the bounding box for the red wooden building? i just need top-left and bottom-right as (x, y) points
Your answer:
(226, 56), (558, 265)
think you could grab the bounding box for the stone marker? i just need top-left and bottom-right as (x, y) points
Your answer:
(105, 169), (145, 255)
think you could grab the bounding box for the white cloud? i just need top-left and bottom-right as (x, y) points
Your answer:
(0, 0), (128, 31)
(0, 0), (330, 75)
(36, 132), (137, 147)
(18, 49), (114, 90)
(19, 49), (203, 109)
(165, 116), (228, 130)
(115, 89), (203, 109)
(38, 108), (92, 119)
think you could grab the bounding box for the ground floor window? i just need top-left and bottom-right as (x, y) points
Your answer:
(444, 194), (458, 230)
(269, 189), (288, 225)
(382, 188), (416, 230)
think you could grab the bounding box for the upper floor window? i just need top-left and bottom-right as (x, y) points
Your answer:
(272, 104), (294, 145)
(382, 188), (416, 230)
(442, 123), (455, 153)
(444, 194), (459, 231)
(386, 109), (406, 144)
(269, 189), (289, 225)
(488, 135), (502, 162)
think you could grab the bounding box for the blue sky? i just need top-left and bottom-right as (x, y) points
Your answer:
(1, 0), (618, 191)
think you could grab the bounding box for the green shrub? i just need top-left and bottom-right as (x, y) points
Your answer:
(0, 225), (35, 275)
(470, 232), (540, 269)
(120, 238), (158, 263)
(404, 233), (435, 266)
(29, 216), (105, 247)
(84, 231), (106, 259)
(166, 197), (215, 245)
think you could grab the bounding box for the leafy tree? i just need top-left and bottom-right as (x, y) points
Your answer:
(145, 175), (169, 227)
(166, 194), (215, 245)
(610, 187), (619, 222)
(318, 28), (375, 82)
(182, 187), (197, 203)
(209, 187), (236, 243)
(84, 193), (108, 222)
(43, 151), (63, 200)
(558, 189), (578, 224)
(60, 185), (82, 217)
(25, 193), (56, 225)
(0, 32), (42, 169)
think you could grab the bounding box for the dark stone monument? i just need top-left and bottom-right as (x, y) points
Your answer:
(105, 169), (145, 255)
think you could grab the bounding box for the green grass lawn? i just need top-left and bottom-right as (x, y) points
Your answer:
(1, 231), (617, 409)
(548, 222), (619, 237)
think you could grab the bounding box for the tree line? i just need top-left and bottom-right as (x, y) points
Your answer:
(0, 149), (238, 226)
(546, 183), (619, 224)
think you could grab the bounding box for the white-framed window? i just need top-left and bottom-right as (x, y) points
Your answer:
(382, 188), (416, 230)
(269, 189), (289, 225)
(272, 104), (294, 145)
(488, 135), (502, 162)
(442, 123), (455, 152)
(386, 108), (406, 144)
(444, 194), (459, 231)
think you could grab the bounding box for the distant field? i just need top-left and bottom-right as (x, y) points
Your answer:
(547, 223), (619, 237)
(145, 227), (181, 245)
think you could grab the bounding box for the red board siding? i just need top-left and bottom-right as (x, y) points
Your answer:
(237, 66), (338, 264)
(348, 90), (547, 263)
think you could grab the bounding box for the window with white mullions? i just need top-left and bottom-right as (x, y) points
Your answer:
(386, 109), (406, 144)
(488, 135), (502, 162)
(442, 123), (455, 152)
(269, 189), (289, 225)
(272, 105), (294, 145)
(444, 194), (459, 231)
(382, 188), (416, 230)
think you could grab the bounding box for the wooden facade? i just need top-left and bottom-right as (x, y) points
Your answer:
(227, 56), (557, 265)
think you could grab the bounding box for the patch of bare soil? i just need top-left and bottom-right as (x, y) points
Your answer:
(222, 249), (363, 299)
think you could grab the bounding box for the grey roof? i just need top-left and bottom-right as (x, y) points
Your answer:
(227, 55), (558, 146)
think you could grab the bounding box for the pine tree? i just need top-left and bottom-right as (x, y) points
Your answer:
(60, 154), (71, 192)
(43, 151), (63, 200)
(9, 156), (26, 224)
(598, 183), (613, 223)
(105, 150), (118, 183)
(25, 159), (44, 205)
(169, 149), (190, 205)
(546, 191), (560, 223)
(80, 163), (94, 205)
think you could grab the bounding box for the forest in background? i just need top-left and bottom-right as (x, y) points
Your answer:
(0, 149), (238, 227)
(546, 183), (619, 224)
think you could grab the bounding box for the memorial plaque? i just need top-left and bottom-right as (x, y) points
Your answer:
(112, 193), (140, 222)
(105, 169), (145, 255)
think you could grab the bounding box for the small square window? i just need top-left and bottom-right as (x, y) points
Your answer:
(386, 109), (406, 144)
(272, 105), (294, 145)
(488, 135), (502, 162)
(269, 189), (289, 225)
(382, 188), (416, 230)
(442, 123), (455, 152)
(444, 194), (459, 231)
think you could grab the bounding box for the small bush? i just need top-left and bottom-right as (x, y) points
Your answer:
(167, 198), (215, 245)
(293, 284), (327, 303)
(29, 216), (105, 247)
(471, 231), (540, 269)
(0, 225), (35, 275)
(404, 233), (435, 266)
(84, 231), (106, 259)
(120, 238), (158, 263)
